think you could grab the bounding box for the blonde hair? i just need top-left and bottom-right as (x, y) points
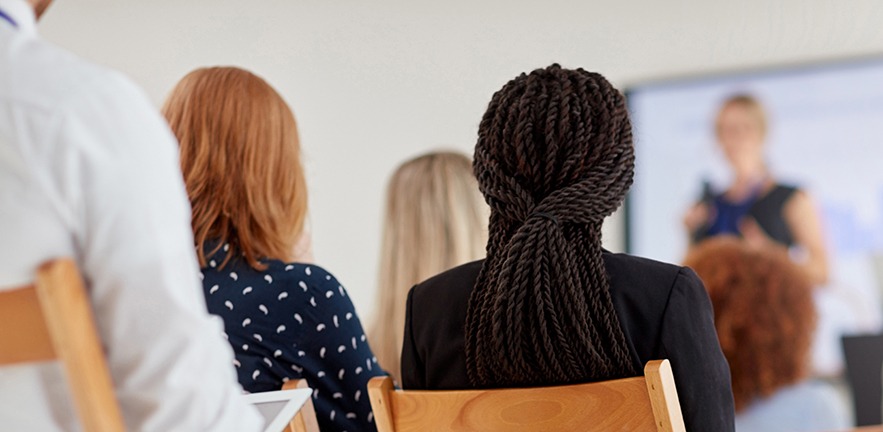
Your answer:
(716, 93), (768, 137)
(370, 151), (488, 381)
(162, 67), (307, 270)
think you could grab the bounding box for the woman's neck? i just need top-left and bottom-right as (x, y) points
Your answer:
(729, 164), (769, 199)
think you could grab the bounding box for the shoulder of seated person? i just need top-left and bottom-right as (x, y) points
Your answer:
(17, 37), (147, 117)
(602, 250), (687, 288)
(410, 259), (484, 301)
(411, 254), (687, 293)
(262, 261), (343, 286)
(602, 249), (682, 272)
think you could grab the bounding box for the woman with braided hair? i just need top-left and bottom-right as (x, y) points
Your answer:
(401, 65), (735, 430)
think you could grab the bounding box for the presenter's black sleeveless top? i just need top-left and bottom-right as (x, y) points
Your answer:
(700, 184), (799, 246)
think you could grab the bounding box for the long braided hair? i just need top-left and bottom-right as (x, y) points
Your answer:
(464, 64), (638, 387)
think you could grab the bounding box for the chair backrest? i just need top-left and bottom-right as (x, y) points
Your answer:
(0, 259), (125, 432)
(368, 359), (685, 432)
(282, 379), (320, 432)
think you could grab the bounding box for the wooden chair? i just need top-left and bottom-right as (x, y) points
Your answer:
(368, 359), (685, 432)
(0, 259), (125, 432)
(282, 379), (321, 432)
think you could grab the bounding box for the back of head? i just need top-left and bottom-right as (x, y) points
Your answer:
(372, 151), (488, 380)
(30, 0), (54, 19)
(163, 67), (307, 270)
(466, 64), (637, 387)
(685, 238), (816, 411)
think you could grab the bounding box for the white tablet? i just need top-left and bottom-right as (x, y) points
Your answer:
(242, 388), (313, 432)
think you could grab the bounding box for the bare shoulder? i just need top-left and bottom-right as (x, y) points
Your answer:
(783, 188), (817, 215)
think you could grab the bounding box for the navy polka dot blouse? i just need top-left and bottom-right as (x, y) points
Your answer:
(200, 245), (384, 432)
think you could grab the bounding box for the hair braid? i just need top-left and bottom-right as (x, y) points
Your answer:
(465, 64), (638, 387)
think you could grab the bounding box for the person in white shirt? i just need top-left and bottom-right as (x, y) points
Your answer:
(0, 0), (263, 430)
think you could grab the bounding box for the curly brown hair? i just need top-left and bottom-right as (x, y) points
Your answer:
(684, 237), (816, 411)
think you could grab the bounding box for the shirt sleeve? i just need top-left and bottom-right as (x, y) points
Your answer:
(660, 267), (736, 432)
(57, 72), (263, 432)
(400, 286), (425, 389)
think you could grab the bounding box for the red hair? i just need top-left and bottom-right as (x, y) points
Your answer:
(163, 67), (307, 270)
(685, 237), (816, 411)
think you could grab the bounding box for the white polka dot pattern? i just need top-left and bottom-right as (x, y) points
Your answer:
(201, 248), (385, 432)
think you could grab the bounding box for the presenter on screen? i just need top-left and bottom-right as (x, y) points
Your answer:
(683, 94), (829, 285)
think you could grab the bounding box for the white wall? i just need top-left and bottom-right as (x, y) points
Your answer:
(37, 0), (883, 323)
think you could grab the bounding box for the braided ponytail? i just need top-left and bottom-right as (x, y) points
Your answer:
(465, 64), (638, 387)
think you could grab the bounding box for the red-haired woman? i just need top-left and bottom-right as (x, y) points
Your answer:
(686, 237), (849, 431)
(163, 67), (383, 432)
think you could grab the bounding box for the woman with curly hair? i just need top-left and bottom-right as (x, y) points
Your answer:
(686, 237), (849, 431)
(400, 64), (735, 430)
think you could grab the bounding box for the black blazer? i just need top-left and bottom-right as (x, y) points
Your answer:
(401, 251), (735, 431)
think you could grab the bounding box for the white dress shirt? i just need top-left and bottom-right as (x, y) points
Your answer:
(0, 1), (263, 430)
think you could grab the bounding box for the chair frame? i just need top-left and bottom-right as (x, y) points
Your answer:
(282, 379), (321, 432)
(368, 359), (686, 432)
(0, 259), (125, 431)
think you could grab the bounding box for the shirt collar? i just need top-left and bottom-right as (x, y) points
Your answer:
(0, 0), (36, 34)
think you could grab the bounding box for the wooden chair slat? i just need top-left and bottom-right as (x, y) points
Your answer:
(645, 359), (687, 432)
(282, 379), (320, 432)
(0, 259), (125, 432)
(369, 359), (685, 432)
(0, 285), (54, 364)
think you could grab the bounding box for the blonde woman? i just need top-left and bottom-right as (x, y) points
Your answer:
(684, 94), (828, 285)
(370, 151), (488, 381)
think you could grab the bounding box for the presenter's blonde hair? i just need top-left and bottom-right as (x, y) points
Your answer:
(370, 151), (488, 381)
(716, 93), (768, 137)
